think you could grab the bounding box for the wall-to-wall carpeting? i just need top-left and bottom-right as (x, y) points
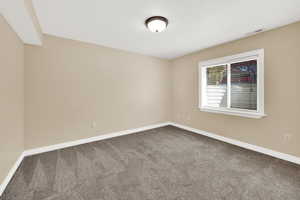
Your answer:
(1, 126), (300, 200)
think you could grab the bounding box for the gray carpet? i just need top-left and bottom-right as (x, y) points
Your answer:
(1, 126), (300, 200)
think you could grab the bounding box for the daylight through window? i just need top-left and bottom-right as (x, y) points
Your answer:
(200, 49), (265, 118)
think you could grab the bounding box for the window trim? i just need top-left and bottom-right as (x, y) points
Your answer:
(199, 49), (266, 119)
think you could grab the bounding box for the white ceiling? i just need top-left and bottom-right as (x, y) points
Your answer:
(30, 0), (300, 58)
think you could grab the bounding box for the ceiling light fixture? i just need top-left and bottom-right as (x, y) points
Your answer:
(145, 16), (168, 33)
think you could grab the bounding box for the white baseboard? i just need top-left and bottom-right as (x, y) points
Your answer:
(0, 152), (25, 196)
(169, 122), (300, 165)
(23, 122), (171, 157)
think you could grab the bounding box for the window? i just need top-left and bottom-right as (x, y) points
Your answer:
(199, 49), (265, 118)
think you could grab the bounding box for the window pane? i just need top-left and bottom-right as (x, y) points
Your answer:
(206, 65), (227, 108)
(231, 60), (257, 110)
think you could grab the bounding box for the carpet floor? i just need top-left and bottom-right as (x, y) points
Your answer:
(1, 126), (300, 200)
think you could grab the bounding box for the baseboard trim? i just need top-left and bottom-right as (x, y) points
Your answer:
(23, 122), (171, 157)
(169, 122), (300, 165)
(0, 152), (25, 196)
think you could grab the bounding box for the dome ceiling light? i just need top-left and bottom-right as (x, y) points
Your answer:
(145, 16), (168, 33)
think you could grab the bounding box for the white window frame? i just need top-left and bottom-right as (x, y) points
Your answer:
(199, 49), (266, 119)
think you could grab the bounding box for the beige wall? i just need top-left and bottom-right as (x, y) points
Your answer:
(1, 14), (299, 186)
(171, 22), (300, 157)
(0, 15), (24, 183)
(24, 35), (171, 149)
(23, 22), (300, 157)
(0, 8), (298, 191)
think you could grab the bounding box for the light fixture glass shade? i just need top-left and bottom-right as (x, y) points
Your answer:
(145, 16), (168, 33)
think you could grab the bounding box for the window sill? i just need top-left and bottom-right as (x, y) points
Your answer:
(200, 107), (266, 119)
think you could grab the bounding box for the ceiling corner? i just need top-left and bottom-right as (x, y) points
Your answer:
(0, 0), (43, 46)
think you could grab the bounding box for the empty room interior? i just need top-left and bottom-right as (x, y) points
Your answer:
(1, 0), (300, 199)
